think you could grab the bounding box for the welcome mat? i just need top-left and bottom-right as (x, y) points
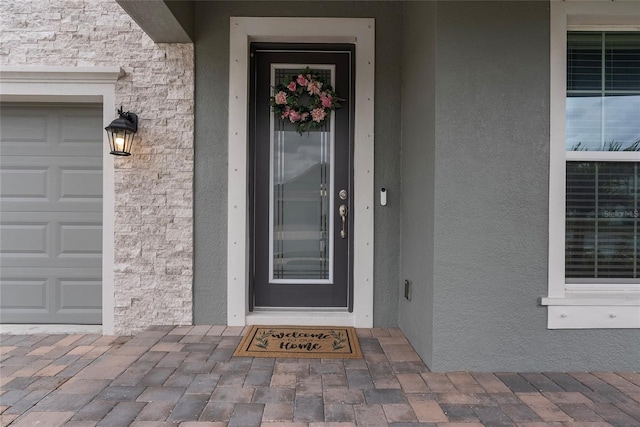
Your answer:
(233, 325), (363, 359)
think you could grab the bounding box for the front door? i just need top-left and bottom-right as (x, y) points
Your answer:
(250, 44), (354, 310)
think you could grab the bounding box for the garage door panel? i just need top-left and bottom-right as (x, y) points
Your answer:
(60, 279), (102, 310)
(0, 201), (102, 213)
(59, 223), (102, 256)
(2, 146), (103, 158)
(60, 168), (103, 200)
(0, 167), (50, 200)
(2, 210), (101, 222)
(1, 173), (102, 210)
(60, 111), (103, 148)
(1, 156), (101, 171)
(1, 103), (102, 324)
(0, 110), (49, 144)
(1, 312), (101, 324)
(1, 266), (101, 278)
(2, 159), (102, 210)
(2, 157), (102, 170)
(0, 270), (102, 323)
(1, 107), (102, 157)
(0, 278), (48, 309)
(1, 214), (101, 268)
(0, 222), (49, 256)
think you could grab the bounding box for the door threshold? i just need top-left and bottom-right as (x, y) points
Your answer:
(246, 310), (355, 326)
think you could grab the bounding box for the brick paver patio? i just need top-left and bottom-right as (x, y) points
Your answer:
(1, 326), (639, 426)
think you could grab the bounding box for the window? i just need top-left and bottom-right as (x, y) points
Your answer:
(566, 32), (640, 283)
(543, 2), (640, 329)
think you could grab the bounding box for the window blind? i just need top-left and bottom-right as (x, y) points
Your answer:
(566, 162), (639, 279)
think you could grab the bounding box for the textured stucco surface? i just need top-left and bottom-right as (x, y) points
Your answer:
(427, 1), (640, 371)
(193, 1), (402, 326)
(399, 1), (437, 369)
(0, 0), (194, 334)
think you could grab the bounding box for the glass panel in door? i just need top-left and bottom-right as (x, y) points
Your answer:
(270, 65), (335, 283)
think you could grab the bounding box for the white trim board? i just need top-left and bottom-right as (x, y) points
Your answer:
(0, 65), (122, 335)
(227, 17), (375, 327)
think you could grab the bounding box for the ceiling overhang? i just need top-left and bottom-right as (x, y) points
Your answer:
(116, 0), (194, 43)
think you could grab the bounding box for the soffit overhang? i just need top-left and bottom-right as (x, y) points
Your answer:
(116, 0), (194, 43)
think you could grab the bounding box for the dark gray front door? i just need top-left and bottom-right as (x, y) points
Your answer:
(250, 44), (354, 309)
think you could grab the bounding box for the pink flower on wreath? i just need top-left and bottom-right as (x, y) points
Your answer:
(311, 108), (327, 123)
(307, 80), (323, 95)
(289, 110), (301, 122)
(281, 107), (291, 119)
(296, 74), (309, 86)
(274, 91), (288, 105)
(301, 112), (309, 121)
(287, 81), (297, 92)
(321, 94), (333, 108)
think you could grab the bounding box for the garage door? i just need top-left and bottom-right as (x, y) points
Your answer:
(0, 104), (103, 324)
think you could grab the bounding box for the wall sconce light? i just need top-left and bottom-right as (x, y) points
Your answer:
(105, 106), (138, 156)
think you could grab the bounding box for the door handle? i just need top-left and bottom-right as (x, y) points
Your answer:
(339, 204), (348, 239)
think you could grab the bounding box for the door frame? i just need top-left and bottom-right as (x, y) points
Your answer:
(227, 17), (375, 327)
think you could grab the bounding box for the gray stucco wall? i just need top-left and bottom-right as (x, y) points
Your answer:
(192, 0), (640, 371)
(193, 2), (402, 326)
(428, 1), (640, 371)
(399, 1), (437, 369)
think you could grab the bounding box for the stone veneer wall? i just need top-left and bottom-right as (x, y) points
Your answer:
(0, 0), (194, 334)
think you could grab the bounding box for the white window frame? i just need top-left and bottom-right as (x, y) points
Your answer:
(543, 1), (640, 329)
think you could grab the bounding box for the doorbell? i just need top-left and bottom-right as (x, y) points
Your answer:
(380, 187), (387, 206)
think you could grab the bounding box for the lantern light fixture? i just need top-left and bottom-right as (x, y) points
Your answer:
(105, 106), (138, 156)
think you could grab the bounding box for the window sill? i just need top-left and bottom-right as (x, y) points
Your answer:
(541, 294), (640, 329)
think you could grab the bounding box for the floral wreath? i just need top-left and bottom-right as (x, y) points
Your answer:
(270, 67), (341, 134)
